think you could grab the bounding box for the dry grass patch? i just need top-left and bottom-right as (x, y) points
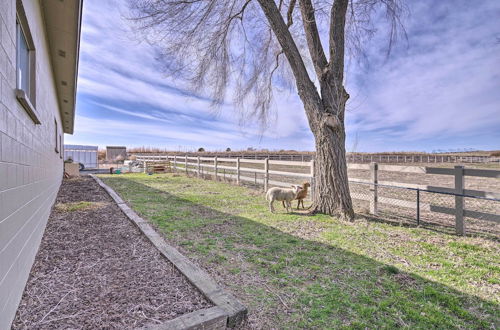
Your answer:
(55, 201), (107, 212)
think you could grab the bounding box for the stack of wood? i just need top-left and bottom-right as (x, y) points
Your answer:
(149, 161), (172, 173)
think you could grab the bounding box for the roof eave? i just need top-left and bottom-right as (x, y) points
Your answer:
(41, 0), (83, 134)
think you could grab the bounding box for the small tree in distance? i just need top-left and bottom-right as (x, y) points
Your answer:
(128, 0), (406, 221)
(226, 147), (232, 152)
(198, 147), (205, 152)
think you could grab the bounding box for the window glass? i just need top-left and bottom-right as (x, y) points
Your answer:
(17, 23), (30, 95)
(55, 119), (59, 152)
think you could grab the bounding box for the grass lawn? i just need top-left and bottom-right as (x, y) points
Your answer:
(99, 173), (499, 329)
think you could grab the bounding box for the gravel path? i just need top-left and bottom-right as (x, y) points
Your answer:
(12, 176), (212, 329)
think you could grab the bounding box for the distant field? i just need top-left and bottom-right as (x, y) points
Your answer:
(128, 150), (500, 168)
(128, 148), (500, 158)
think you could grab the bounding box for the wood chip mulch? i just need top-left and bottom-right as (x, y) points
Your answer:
(12, 176), (212, 329)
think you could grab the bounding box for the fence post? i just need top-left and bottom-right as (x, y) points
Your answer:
(310, 159), (315, 201)
(370, 162), (378, 215)
(174, 156), (177, 172)
(143, 161), (147, 173)
(264, 157), (269, 192)
(454, 165), (465, 235)
(416, 189), (420, 226)
(214, 156), (218, 181)
(197, 156), (201, 177)
(236, 157), (241, 185)
(185, 155), (188, 174)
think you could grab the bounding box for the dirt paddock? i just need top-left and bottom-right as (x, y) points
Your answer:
(12, 176), (212, 329)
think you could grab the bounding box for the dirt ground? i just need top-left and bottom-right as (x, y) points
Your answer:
(12, 176), (212, 329)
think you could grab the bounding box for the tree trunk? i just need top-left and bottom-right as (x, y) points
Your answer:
(256, 0), (354, 221)
(310, 119), (354, 221)
(308, 77), (354, 221)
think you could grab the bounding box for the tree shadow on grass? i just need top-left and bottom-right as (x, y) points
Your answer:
(101, 175), (499, 329)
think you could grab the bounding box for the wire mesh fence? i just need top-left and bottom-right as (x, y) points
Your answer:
(193, 167), (499, 239)
(349, 181), (500, 239)
(135, 155), (499, 238)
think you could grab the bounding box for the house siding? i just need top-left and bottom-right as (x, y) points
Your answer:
(0, 1), (64, 328)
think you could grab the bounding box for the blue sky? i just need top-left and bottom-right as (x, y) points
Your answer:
(65, 0), (500, 152)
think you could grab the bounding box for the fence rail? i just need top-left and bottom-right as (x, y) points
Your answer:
(135, 155), (500, 236)
(131, 152), (500, 164)
(347, 154), (499, 164)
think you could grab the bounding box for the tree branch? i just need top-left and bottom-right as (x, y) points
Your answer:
(256, 0), (323, 120)
(298, 0), (328, 79)
(329, 0), (349, 82)
(286, 0), (297, 27)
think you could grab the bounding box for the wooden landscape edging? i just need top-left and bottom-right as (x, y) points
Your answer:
(90, 175), (247, 329)
(146, 306), (228, 330)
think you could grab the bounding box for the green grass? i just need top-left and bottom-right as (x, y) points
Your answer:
(99, 173), (499, 329)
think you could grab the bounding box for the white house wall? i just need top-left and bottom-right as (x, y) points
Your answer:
(0, 0), (65, 328)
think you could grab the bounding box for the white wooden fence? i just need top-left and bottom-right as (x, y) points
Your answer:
(347, 154), (499, 164)
(137, 155), (313, 192)
(132, 152), (500, 164)
(348, 163), (500, 235)
(136, 155), (500, 235)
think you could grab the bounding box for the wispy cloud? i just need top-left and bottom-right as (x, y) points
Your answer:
(345, 0), (500, 150)
(66, 0), (500, 152)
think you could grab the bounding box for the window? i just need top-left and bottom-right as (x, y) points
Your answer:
(15, 1), (39, 124)
(59, 135), (63, 159)
(55, 119), (59, 153)
(17, 22), (30, 95)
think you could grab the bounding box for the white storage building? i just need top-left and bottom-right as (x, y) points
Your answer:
(64, 144), (98, 170)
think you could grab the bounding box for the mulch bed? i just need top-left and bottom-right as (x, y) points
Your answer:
(12, 176), (212, 329)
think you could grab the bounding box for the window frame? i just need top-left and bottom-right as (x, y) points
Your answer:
(15, 1), (40, 124)
(59, 135), (63, 159)
(55, 119), (59, 153)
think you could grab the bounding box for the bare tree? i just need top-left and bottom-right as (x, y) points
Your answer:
(128, 0), (406, 221)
